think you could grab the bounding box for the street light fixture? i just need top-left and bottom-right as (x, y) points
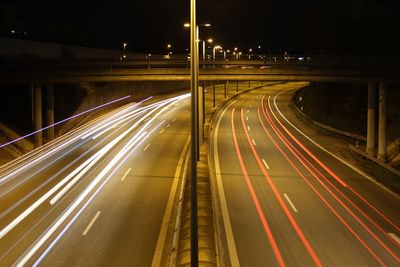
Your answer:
(248, 48), (253, 60)
(166, 44), (173, 55)
(184, 23), (211, 67)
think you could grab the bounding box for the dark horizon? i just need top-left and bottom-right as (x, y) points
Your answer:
(1, 0), (400, 55)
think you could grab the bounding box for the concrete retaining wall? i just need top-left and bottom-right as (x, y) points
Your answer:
(60, 81), (189, 134)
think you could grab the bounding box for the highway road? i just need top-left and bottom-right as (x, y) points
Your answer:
(0, 92), (190, 266)
(210, 82), (400, 266)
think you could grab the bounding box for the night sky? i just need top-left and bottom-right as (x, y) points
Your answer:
(4, 0), (400, 55)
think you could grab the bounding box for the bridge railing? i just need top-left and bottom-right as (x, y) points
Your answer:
(1, 54), (400, 72)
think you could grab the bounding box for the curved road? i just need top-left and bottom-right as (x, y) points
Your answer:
(211, 82), (400, 266)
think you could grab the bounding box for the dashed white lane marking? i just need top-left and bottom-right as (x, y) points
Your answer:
(121, 168), (131, 181)
(252, 139), (256, 146)
(246, 116), (249, 121)
(172, 118), (177, 123)
(262, 159), (270, 170)
(82, 211), (101, 236)
(247, 110), (250, 113)
(283, 194), (299, 213)
(166, 124), (171, 128)
(388, 233), (400, 245)
(248, 126), (250, 131)
(159, 128), (165, 134)
(144, 144), (151, 151)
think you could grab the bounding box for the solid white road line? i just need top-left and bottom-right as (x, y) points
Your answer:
(252, 139), (256, 146)
(151, 136), (191, 267)
(144, 144), (151, 151)
(121, 168), (131, 181)
(388, 233), (400, 245)
(213, 103), (240, 267)
(82, 211), (101, 236)
(262, 159), (270, 170)
(283, 194), (298, 213)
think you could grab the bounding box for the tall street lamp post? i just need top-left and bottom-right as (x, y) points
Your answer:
(203, 38), (213, 68)
(190, 0), (198, 265)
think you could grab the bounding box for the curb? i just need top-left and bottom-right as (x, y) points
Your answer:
(349, 145), (400, 177)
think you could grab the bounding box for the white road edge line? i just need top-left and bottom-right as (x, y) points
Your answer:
(274, 89), (400, 200)
(144, 144), (151, 151)
(388, 233), (400, 245)
(121, 168), (131, 181)
(283, 194), (298, 213)
(82, 211), (101, 236)
(252, 139), (256, 146)
(151, 136), (191, 267)
(262, 159), (270, 170)
(212, 100), (240, 267)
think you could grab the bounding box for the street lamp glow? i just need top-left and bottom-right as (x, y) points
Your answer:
(207, 38), (213, 43)
(234, 47), (238, 51)
(167, 44), (172, 49)
(184, 23), (211, 28)
(249, 48), (253, 52)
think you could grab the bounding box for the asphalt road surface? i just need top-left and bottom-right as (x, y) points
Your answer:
(211, 82), (400, 266)
(0, 92), (190, 266)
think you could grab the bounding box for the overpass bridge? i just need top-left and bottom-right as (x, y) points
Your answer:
(1, 58), (399, 164)
(0, 67), (399, 84)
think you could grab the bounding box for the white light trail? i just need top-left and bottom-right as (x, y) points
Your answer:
(18, 95), (189, 266)
(0, 94), (189, 240)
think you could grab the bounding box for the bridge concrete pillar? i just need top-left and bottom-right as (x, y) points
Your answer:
(224, 81), (227, 99)
(378, 82), (387, 162)
(366, 82), (377, 155)
(213, 82), (215, 108)
(32, 83), (42, 148)
(46, 84), (55, 142)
